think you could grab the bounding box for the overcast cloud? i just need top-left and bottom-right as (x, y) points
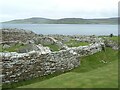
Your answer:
(0, 0), (119, 22)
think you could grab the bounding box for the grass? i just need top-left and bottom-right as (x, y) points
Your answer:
(0, 44), (2, 52)
(18, 48), (118, 88)
(99, 36), (118, 42)
(64, 40), (89, 47)
(42, 40), (89, 51)
(108, 36), (118, 42)
(43, 44), (60, 51)
(1, 43), (60, 52)
(2, 43), (28, 52)
(3, 47), (117, 89)
(19, 61), (118, 88)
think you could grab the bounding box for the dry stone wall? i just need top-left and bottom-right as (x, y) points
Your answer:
(104, 39), (118, 50)
(2, 50), (80, 83)
(1, 42), (104, 84)
(1, 28), (106, 84)
(1, 28), (37, 44)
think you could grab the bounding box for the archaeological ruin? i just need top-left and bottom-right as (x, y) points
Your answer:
(0, 28), (118, 84)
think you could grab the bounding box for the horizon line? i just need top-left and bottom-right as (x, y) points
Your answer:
(1, 16), (118, 22)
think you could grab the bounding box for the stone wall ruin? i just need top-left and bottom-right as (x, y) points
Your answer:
(1, 42), (104, 84)
(0, 28), (107, 84)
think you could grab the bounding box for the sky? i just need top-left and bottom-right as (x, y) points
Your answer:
(0, 0), (119, 22)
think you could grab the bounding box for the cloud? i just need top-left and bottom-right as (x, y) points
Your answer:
(0, 0), (119, 22)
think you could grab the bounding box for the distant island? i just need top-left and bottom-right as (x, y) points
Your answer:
(2, 17), (118, 24)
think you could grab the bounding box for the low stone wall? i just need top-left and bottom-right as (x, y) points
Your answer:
(104, 39), (118, 50)
(1, 28), (37, 43)
(2, 50), (80, 83)
(1, 42), (104, 84)
(69, 43), (103, 57)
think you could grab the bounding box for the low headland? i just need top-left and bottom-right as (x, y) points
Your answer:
(2, 17), (118, 24)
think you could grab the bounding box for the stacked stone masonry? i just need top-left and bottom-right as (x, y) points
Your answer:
(1, 28), (113, 84)
(1, 42), (104, 83)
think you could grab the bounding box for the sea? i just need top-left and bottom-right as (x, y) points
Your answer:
(1, 24), (118, 36)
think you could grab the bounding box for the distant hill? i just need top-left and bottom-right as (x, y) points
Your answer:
(2, 17), (118, 24)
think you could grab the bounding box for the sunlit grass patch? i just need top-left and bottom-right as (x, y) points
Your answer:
(0, 44), (2, 52)
(64, 40), (89, 47)
(99, 36), (118, 42)
(43, 44), (60, 51)
(2, 43), (28, 52)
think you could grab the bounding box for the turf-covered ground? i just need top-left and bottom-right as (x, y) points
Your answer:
(17, 48), (118, 88)
(64, 40), (89, 47)
(43, 44), (60, 51)
(1, 43), (28, 52)
(42, 40), (89, 51)
(99, 36), (118, 43)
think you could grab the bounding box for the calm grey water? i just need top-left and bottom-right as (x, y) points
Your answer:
(1, 24), (118, 35)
